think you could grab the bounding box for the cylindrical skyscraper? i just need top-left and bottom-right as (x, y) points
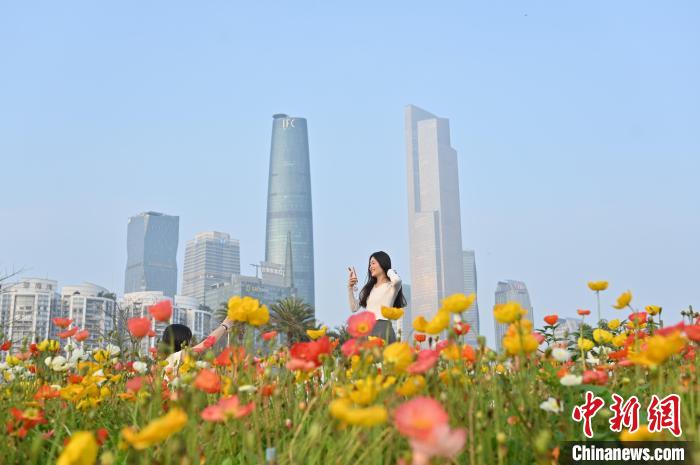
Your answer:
(265, 114), (315, 308)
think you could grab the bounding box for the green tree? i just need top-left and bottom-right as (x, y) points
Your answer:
(268, 297), (316, 344)
(327, 324), (350, 345)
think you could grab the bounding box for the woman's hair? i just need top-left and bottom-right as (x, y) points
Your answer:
(358, 251), (407, 309)
(160, 324), (192, 354)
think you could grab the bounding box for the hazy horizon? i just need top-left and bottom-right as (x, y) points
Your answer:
(1, 2), (698, 346)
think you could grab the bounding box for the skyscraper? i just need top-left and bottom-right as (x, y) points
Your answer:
(405, 105), (465, 324)
(124, 212), (179, 297)
(494, 280), (534, 351)
(182, 231), (241, 304)
(0, 278), (59, 346)
(265, 114), (315, 308)
(462, 250), (480, 345)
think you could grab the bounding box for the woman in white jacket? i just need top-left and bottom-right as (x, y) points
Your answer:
(348, 251), (406, 343)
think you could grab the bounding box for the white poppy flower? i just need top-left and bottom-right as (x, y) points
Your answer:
(560, 374), (583, 386)
(540, 397), (563, 413)
(132, 361), (148, 373)
(551, 348), (572, 362)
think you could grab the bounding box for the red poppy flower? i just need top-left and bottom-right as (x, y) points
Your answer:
(582, 369), (608, 385)
(127, 317), (151, 338)
(58, 327), (78, 339)
(194, 369), (221, 394)
(262, 331), (278, 341)
(462, 344), (476, 363)
(214, 346), (246, 367)
(96, 428), (109, 446)
(577, 309), (591, 316)
(628, 312), (647, 325)
(148, 300), (173, 322)
(544, 315), (559, 326)
(52, 318), (72, 328)
(261, 384), (276, 397)
(414, 334), (426, 343)
(0, 341), (11, 351)
(290, 336), (332, 367)
(73, 330), (89, 342)
(452, 322), (471, 336)
(684, 324), (700, 342)
(126, 376), (145, 392)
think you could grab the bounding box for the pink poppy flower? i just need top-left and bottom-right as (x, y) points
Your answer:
(410, 423), (466, 465)
(407, 350), (439, 375)
(347, 311), (376, 338)
(286, 358), (316, 372)
(394, 396), (449, 440)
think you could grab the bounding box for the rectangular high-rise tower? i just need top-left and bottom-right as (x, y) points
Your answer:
(124, 211), (179, 297)
(181, 231), (240, 304)
(405, 105), (465, 324)
(265, 114), (315, 308)
(494, 280), (534, 351)
(462, 250), (480, 345)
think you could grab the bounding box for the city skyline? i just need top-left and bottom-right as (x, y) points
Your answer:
(2, 3), (698, 347)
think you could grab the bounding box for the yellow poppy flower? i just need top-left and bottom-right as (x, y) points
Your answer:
(381, 306), (404, 320)
(645, 305), (662, 316)
(382, 342), (413, 373)
(612, 290), (632, 309)
(493, 302), (526, 324)
(587, 281), (609, 291)
(247, 305), (270, 327)
(627, 332), (686, 368)
(440, 293), (476, 313)
(329, 398), (387, 427)
(412, 316), (428, 333)
(395, 375), (426, 397)
(577, 338), (595, 351)
(121, 408), (188, 450)
(57, 431), (98, 465)
(306, 326), (327, 340)
(592, 329), (613, 344)
(425, 308), (451, 334)
(502, 320), (538, 355)
(612, 333), (628, 347)
(607, 319), (621, 330)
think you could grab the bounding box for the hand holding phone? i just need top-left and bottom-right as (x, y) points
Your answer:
(348, 266), (358, 291)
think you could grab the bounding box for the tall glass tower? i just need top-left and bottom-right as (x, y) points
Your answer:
(405, 105), (464, 324)
(265, 114), (315, 308)
(462, 250), (480, 345)
(124, 211), (179, 297)
(494, 280), (534, 351)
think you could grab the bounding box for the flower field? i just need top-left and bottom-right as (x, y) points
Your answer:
(1, 283), (698, 465)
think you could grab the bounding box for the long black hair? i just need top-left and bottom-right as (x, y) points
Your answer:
(358, 251), (407, 309)
(160, 324), (192, 354)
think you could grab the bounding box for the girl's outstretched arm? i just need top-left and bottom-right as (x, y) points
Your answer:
(193, 317), (233, 351)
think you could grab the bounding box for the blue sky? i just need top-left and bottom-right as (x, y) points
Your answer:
(1, 2), (698, 346)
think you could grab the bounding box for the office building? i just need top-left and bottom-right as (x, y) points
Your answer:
(124, 211), (179, 297)
(405, 105), (465, 326)
(265, 114), (315, 308)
